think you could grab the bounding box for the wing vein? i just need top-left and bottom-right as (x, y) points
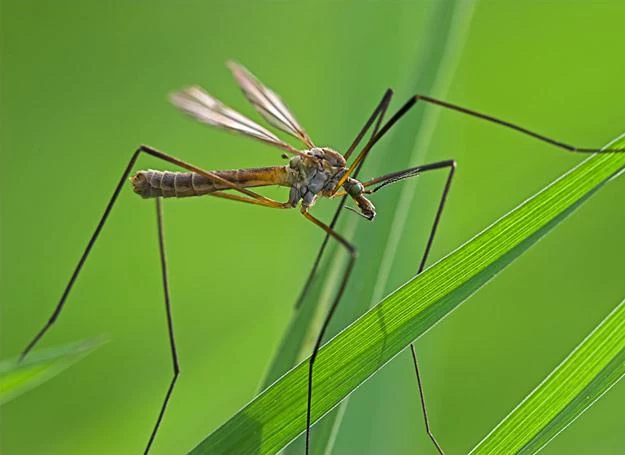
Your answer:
(228, 61), (315, 148)
(170, 85), (303, 155)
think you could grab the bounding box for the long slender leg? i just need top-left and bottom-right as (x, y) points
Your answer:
(409, 95), (625, 154)
(366, 160), (456, 454)
(336, 98), (424, 188)
(343, 89), (393, 160)
(300, 208), (357, 455)
(336, 94), (623, 190)
(143, 198), (180, 454)
(293, 89), (392, 309)
(20, 144), (288, 361)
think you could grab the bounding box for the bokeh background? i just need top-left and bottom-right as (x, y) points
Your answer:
(1, 1), (624, 454)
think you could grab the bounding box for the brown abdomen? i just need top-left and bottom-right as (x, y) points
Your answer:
(130, 166), (290, 198)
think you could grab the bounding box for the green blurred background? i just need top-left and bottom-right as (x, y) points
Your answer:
(1, 1), (624, 454)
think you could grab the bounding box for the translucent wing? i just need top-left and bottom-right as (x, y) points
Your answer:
(228, 61), (315, 149)
(170, 86), (300, 154)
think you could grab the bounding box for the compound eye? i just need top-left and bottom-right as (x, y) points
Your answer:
(346, 181), (364, 197)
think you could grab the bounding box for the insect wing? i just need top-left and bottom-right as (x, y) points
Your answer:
(228, 61), (315, 148)
(170, 86), (296, 153)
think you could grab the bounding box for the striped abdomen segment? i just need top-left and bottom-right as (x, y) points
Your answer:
(130, 166), (290, 198)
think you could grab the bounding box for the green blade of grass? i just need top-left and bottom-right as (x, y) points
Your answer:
(189, 133), (625, 455)
(469, 296), (625, 455)
(0, 339), (104, 405)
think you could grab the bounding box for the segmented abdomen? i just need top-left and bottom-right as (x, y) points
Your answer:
(130, 166), (290, 198)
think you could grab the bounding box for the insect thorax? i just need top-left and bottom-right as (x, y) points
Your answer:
(286, 147), (376, 219)
(286, 147), (347, 207)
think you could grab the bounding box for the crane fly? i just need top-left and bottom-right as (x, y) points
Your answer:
(19, 61), (623, 455)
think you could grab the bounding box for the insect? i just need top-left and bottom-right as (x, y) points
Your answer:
(19, 61), (622, 454)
